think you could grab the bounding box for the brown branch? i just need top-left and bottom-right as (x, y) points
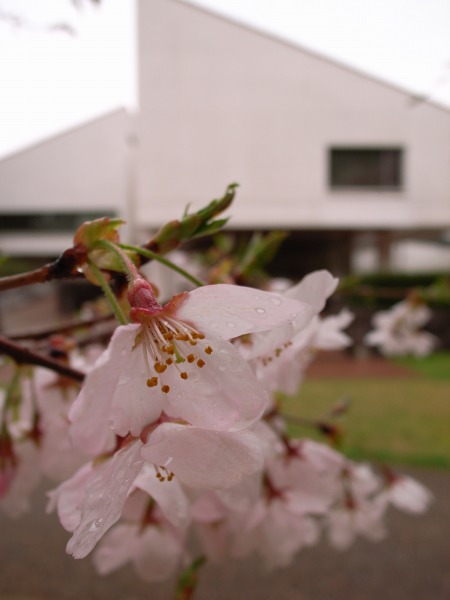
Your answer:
(10, 314), (114, 341)
(0, 264), (52, 292)
(0, 247), (85, 292)
(0, 184), (236, 293)
(0, 335), (85, 382)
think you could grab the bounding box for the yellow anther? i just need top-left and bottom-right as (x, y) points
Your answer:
(168, 472), (174, 481)
(187, 354), (196, 363)
(204, 346), (213, 355)
(180, 372), (188, 380)
(166, 358), (174, 365)
(164, 345), (175, 355)
(197, 359), (205, 368)
(175, 334), (189, 341)
(189, 340), (197, 346)
(147, 377), (158, 387)
(161, 384), (170, 394)
(163, 333), (174, 341)
(154, 362), (167, 374)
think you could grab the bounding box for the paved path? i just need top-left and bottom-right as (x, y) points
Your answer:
(0, 467), (448, 600)
(307, 350), (418, 379)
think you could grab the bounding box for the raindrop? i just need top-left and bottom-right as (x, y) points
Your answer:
(218, 363), (226, 371)
(88, 518), (104, 532)
(226, 322), (236, 328)
(270, 296), (282, 306)
(255, 308), (266, 314)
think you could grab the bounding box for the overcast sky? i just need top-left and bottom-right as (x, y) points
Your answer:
(1, 0), (449, 159)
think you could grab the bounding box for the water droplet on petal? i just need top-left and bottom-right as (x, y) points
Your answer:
(88, 518), (104, 532)
(218, 363), (226, 371)
(255, 308), (266, 314)
(270, 296), (282, 306)
(226, 322), (236, 328)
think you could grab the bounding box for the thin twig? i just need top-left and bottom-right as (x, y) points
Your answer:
(9, 314), (114, 341)
(0, 335), (85, 382)
(0, 247), (85, 292)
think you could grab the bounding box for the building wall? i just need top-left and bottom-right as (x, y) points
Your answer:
(136, 0), (450, 230)
(0, 109), (130, 215)
(0, 109), (132, 255)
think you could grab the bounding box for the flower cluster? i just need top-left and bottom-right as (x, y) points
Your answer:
(0, 269), (431, 585)
(365, 299), (437, 357)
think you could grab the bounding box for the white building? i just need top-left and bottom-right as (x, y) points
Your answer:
(0, 109), (131, 256)
(1, 0), (450, 274)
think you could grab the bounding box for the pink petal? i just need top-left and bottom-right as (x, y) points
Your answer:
(93, 524), (138, 575)
(164, 339), (268, 431)
(176, 284), (313, 340)
(109, 340), (164, 437)
(47, 462), (95, 532)
(66, 440), (144, 559)
(69, 324), (139, 455)
(141, 423), (264, 490)
(132, 527), (182, 583)
(284, 270), (338, 312)
(133, 464), (191, 529)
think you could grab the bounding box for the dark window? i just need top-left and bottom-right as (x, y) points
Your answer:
(329, 148), (403, 189)
(0, 212), (116, 232)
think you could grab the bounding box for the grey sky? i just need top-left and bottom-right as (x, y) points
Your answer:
(1, 0), (449, 159)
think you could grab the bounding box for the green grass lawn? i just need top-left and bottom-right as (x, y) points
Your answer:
(282, 371), (450, 469)
(394, 351), (450, 380)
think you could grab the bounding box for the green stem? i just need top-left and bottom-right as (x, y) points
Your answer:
(174, 556), (206, 600)
(93, 239), (140, 281)
(87, 260), (128, 325)
(120, 244), (205, 288)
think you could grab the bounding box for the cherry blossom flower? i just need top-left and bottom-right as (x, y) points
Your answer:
(26, 368), (87, 482)
(69, 278), (315, 455)
(237, 271), (350, 395)
(52, 417), (264, 559)
(326, 464), (387, 550)
(0, 440), (41, 518)
(47, 439), (144, 559)
(380, 470), (433, 514)
(232, 493), (319, 570)
(93, 514), (185, 583)
(365, 300), (436, 357)
(238, 270), (339, 363)
(93, 475), (190, 582)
